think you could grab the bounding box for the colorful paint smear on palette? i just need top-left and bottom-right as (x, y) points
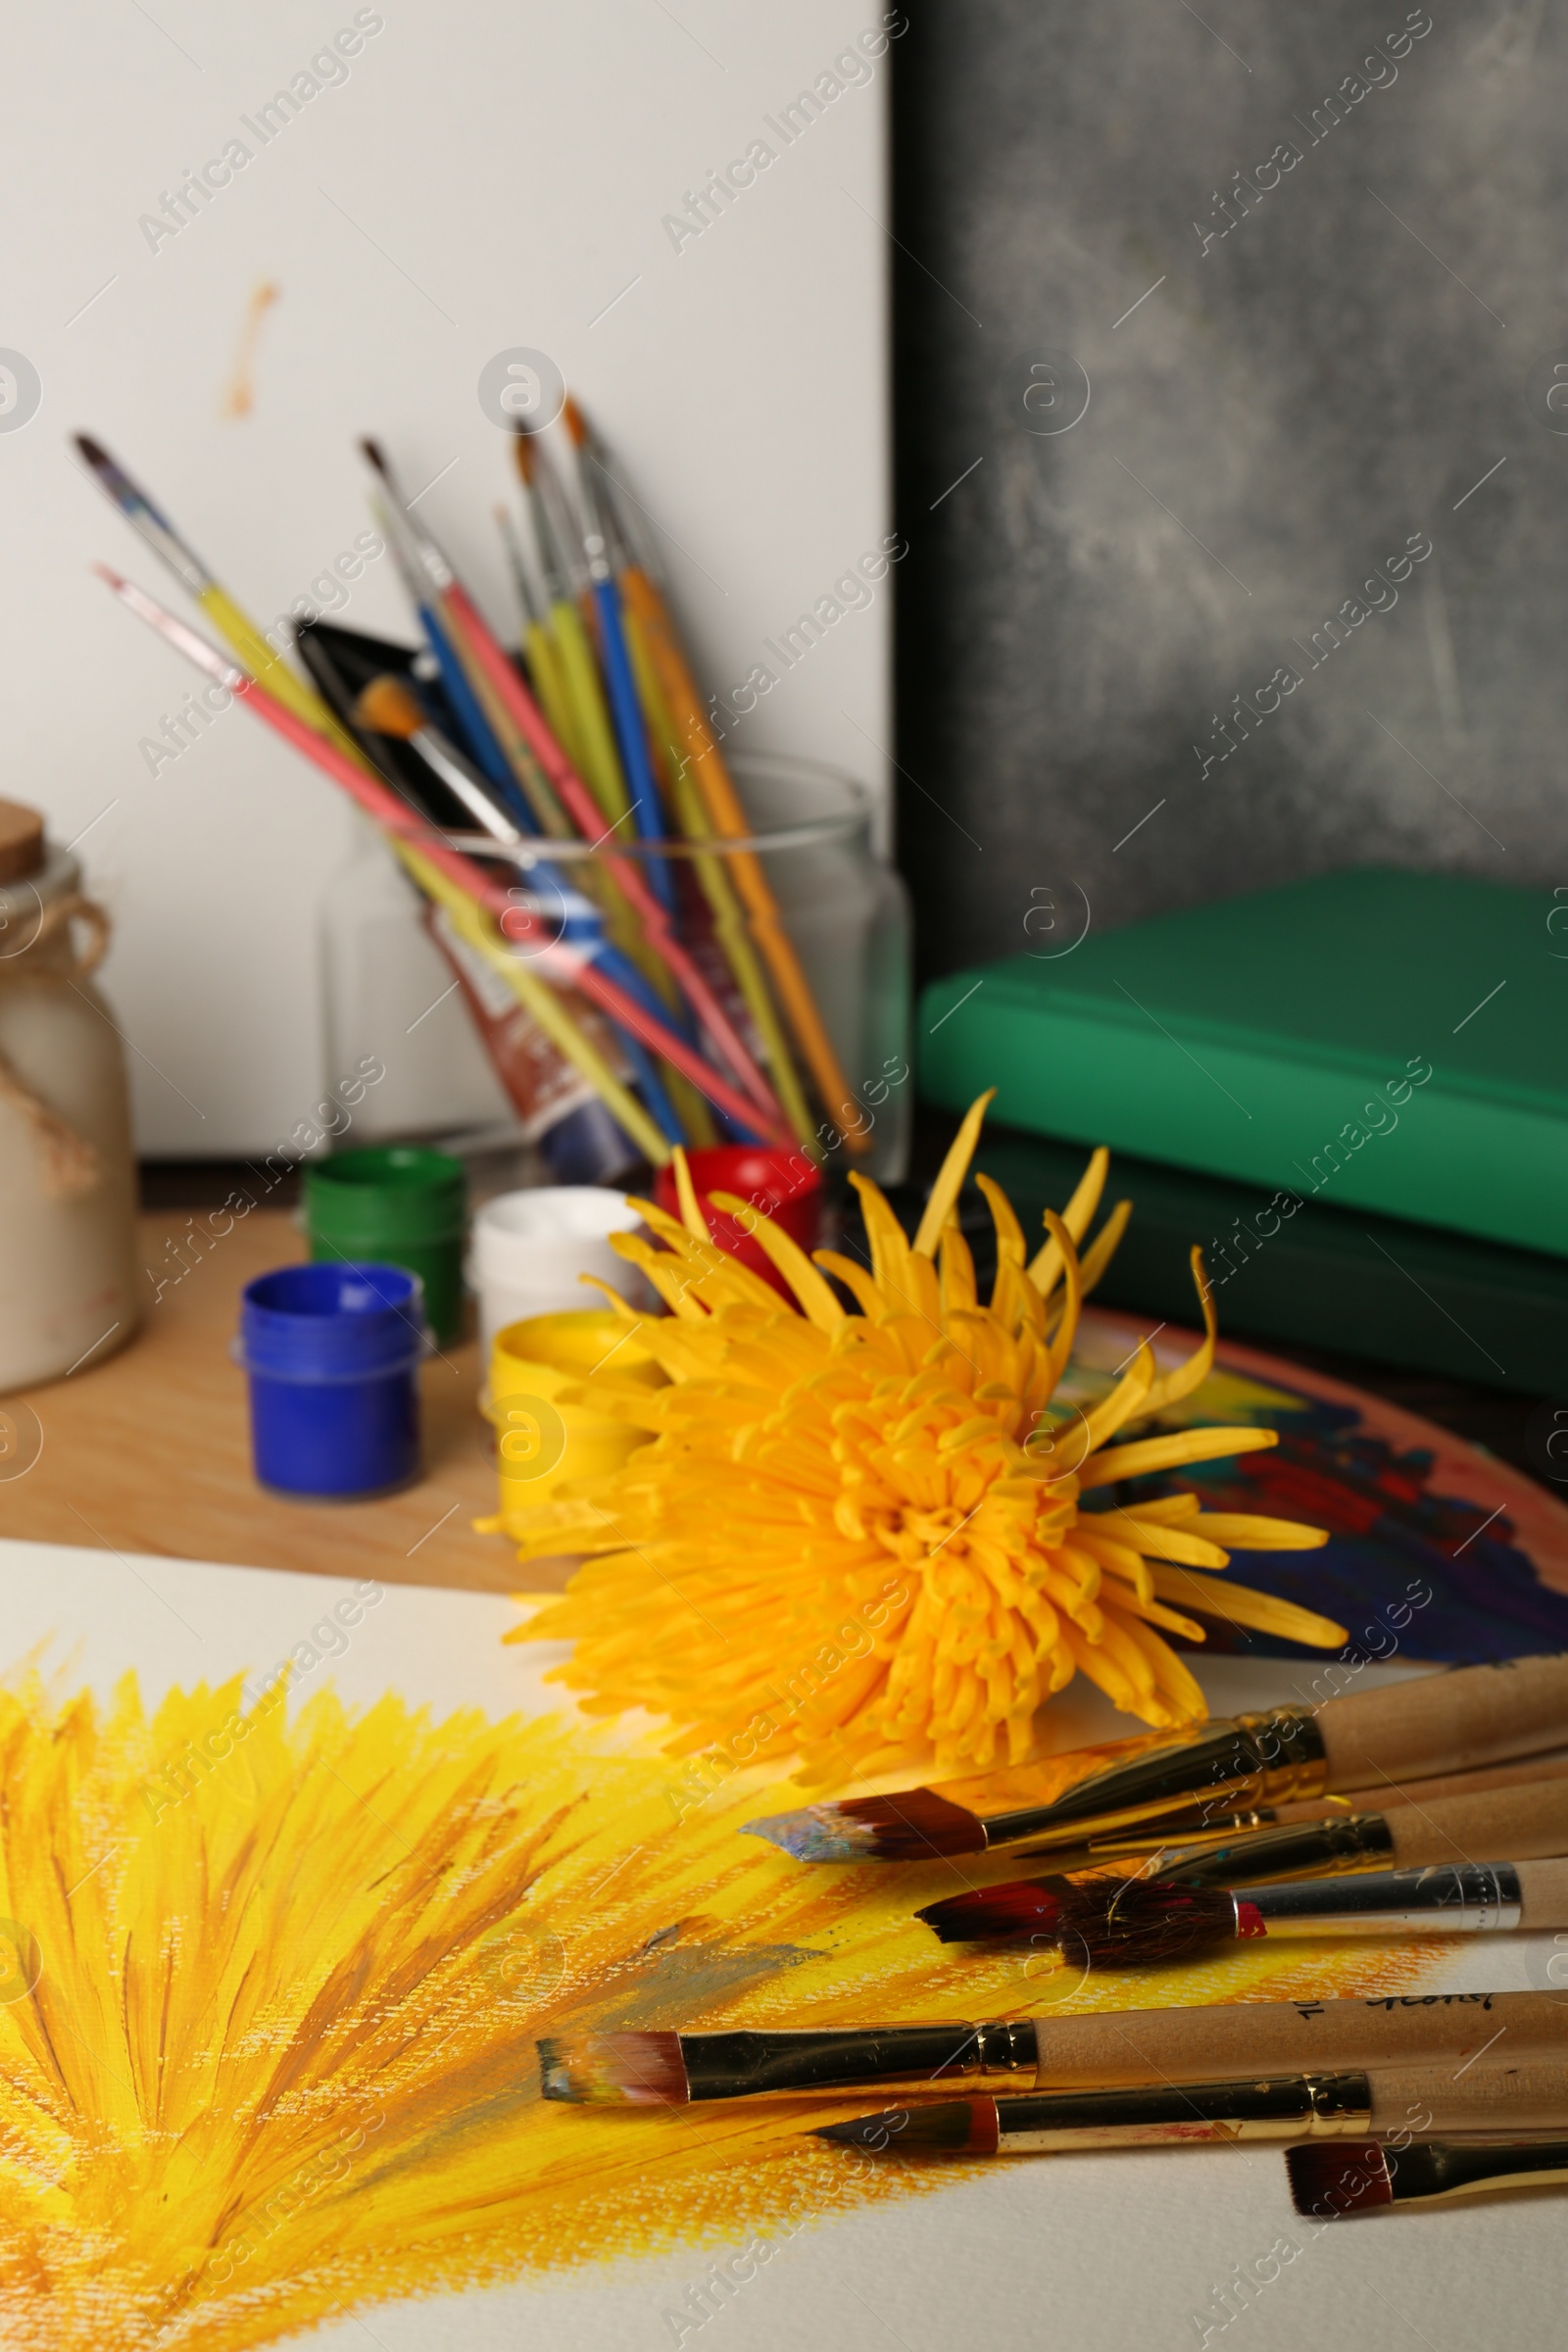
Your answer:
(1060, 1308), (1568, 1665)
(0, 1666), (1452, 2350)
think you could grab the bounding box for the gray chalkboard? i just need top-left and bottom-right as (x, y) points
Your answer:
(893, 1), (1559, 981)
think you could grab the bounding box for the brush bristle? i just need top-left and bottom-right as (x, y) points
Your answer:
(745, 1789), (985, 1863)
(562, 395), (588, 447)
(814, 2099), (997, 2156)
(919, 1876), (1238, 1967)
(1285, 2141), (1394, 2219)
(512, 423), (537, 484)
(536, 2030), (689, 2107)
(916, 1878), (1076, 1943)
(352, 674), (425, 740)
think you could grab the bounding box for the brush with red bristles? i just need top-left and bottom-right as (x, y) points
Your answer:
(1286, 2136), (1568, 2219)
(814, 2063), (1568, 2158)
(917, 1855), (1568, 1971)
(916, 1777), (1568, 1940)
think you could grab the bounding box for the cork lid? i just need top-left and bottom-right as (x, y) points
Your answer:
(0, 801), (43, 885)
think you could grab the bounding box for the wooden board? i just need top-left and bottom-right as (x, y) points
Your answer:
(0, 1211), (537, 1595)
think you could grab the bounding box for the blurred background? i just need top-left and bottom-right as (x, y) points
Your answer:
(896, 2), (1550, 979)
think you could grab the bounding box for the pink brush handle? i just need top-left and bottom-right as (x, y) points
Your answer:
(234, 674), (776, 1138)
(444, 580), (790, 1138)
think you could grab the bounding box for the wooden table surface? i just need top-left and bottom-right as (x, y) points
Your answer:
(0, 1211), (559, 1595)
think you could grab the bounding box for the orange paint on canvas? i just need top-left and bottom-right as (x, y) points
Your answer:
(220, 282), (280, 419)
(0, 1670), (1455, 2349)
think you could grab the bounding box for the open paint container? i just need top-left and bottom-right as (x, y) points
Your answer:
(651, 1145), (822, 1299)
(486, 1308), (663, 1517)
(303, 1147), (467, 1348)
(237, 1261), (428, 1499)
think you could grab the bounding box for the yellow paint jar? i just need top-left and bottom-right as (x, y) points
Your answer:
(487, 1309), (664, 1514)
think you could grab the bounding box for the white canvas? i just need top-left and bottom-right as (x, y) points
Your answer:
(0, 0), (892, 1152)
(0, 1534), (1562, 2351)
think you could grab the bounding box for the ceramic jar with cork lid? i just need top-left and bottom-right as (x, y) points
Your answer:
(0, 798), (139, 1390)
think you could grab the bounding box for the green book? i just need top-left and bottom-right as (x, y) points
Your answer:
(920, 868), (1566, 1260)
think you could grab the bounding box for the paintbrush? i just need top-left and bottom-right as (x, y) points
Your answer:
(363, 464), (543, 832)
(918, 1779), (1568, 1937)
(513, 423), (631, 830)
(351, 673), (534, 845)
(95, 567), (776, 1140)
(1286, 2136), (1568, 2219)
(566, 398), (868, 1153)
(495, 503), (581, 765)
(569, 421), (677, 919)
(744, 1653), (1568, 1860)
(74, 431), (361, 758)
(812, 2062), (1568, 2157)
(535, 1988), (1568, 2107)
(969, 1743), (1568, 1884)
(349, 671), (685, 1147)
(919, 1855), (1568, 1972)
(569, 414), (817, 1155)
(370, 441), (787, 1143)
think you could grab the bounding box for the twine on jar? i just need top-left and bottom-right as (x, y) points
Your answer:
(0, 894), (111, 1200)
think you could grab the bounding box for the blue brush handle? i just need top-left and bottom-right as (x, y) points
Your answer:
(591, 573), (676, 918)
(514, 872), (684, 1148)
(417, 597), (537, 833)
(415, 601), (687, 1148)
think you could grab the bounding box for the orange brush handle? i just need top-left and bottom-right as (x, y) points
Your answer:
(441, 581), (790, 1143)
(619, 566), (870, 1153)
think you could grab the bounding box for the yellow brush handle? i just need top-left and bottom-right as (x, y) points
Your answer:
(395, 842), (669, 1166)
(620, 567), (868, 1152)
(620, 604), (816, 1154)
(198, 585), (365, 765)
(195, 573), (669, 1165)
(524, 619), (581, 772)
(550, 598), (629, 827)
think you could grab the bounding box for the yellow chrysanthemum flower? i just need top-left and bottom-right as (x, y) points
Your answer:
(503, 1094), (1344, 1783)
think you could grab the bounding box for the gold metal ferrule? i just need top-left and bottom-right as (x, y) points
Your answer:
(975, 1708), (1330, 1850)
(1146, 1809), (1397, 1889)
(992, 2071), (1372, 2153)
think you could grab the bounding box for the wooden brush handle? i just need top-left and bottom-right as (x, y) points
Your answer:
(1518, 1858), (1568, 1930)
(1384, 1780), (1568, 1866)
(1270, 1746), (1568, 1825)
(1031, 1989), (1568, 2091)
(1370, 2061), (1568, 2136)
(1318, 1655), (1568, 1788)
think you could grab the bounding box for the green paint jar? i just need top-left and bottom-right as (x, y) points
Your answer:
(303, 1147), (467, 1347)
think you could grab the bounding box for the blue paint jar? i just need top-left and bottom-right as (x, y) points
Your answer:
(236, 1261), (427, 1499)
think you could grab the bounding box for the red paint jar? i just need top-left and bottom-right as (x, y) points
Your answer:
(653, 1145), (823, 1301)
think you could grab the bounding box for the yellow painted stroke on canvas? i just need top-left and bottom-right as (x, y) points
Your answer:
(0, 1671), (1453, 2350)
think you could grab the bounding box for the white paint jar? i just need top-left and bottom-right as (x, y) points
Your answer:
(0, 810), (139, 1392)
(470, 1188), (649, 1364)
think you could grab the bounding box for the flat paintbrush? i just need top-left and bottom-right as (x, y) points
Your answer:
(813, 2061), (1568, 2157)
(745, 1653), (1568, 1860)
(535, 1987), (1568, 2107)
(918, 1778), (1568, 1937)
(1287, 2135), (1568, 2219)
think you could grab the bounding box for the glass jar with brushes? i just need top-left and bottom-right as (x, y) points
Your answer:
(369, 753), (913, 1188)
